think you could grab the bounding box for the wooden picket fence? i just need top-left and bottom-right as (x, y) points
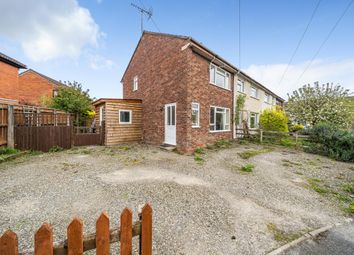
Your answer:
(0, 204), (152, 255)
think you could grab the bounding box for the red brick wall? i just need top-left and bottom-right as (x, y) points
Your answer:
(123, 33), (234, 153)
(185, 52), (234, 153)
(0, 61), (19, 102)
(18, 71), (57, 106)
(123, 34), (190, 151)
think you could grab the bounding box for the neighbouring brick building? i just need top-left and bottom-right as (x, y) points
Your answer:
(98, 31), (285, 153)
(0, 52), (27, 104)
(0, 52), (63, 106)
(19, 69), (64, 105)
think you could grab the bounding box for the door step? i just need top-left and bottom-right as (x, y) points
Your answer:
(159, 144), (176, 152)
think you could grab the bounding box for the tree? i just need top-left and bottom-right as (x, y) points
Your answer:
(259, 107), (288, 132)
(44, 81), (93, 125)
(286, 82), (351, 128)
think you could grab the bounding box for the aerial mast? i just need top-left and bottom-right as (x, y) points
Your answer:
(131, 3), (153, 34)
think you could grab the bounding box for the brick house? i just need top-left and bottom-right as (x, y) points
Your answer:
(0, 52), (27, 104)
(117, 31), (284, 153)
(18, 69), (64, 105)
(0, 52), (64, 106)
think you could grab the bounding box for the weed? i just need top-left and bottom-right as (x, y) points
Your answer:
(49, 146), (63, 153)
(194, 147), (205, 154)
(238, 148), (272, 159)
(282, 159), (302, 166)
(335, 193), (352, 203)
(194, 154), (204, 164)
(348, 202), (354, 214)
(294, 171), (303, 175)
(307, 178), (329, 194)
(0, 147), (18, 155)
(119, 146), (130, 151)
(213, 139), (232, 149)
(267, 223), (303, 243)
(29, 150), (42, 156)
(240, 164), (254, 172)
(342, 183), (354, 194)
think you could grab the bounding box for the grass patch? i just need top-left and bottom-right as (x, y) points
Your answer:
(267, 223), (303, 243)
(281, 159), (302, 166)
(240, 164), (254, 172)
(207, 139), (232, 150)
(238, 148), (273, 159)
(194, 154), (204, 164)
(0, 147), (18, 155)
(194, 147), (205, 154)
(307, 178), (329, 194)
(342, 183), (354, 194)
(49, 146), (64, 153)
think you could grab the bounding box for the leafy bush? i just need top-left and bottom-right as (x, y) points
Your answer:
(306, 123), (354, 162)
(259, 108), (288, 132)
(290, 124), (304, 132)
(0, 147), (18, 155)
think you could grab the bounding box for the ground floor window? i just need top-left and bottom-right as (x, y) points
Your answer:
(191, 102), (200, 127)
(210, 106), (230, 131)
(119, 110), (132, 124)
(249, 112), (259, 129)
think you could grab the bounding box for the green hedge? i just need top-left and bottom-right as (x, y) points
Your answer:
(306, 123), (354, 162)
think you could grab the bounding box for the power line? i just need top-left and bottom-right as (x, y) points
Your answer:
(277, 0), (322, 87)
(294, 0), (354, 85)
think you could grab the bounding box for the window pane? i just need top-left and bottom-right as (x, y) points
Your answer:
(192, 103), (199, 126)
(216, 72), (225, 87)
(171, 106), (175, 125)
(120, 111), (130, 123)
(216, 112), (224, 130)
(210, 65), (215, 83)
(225, 74), (230, 89)
(210, 107), (215, 125)
(167, 107), (171, 125)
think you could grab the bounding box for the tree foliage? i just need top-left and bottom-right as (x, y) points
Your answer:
(235, 94), (246, 125)
(44, 81), (93, 125)
(286, 82), (351, 128)
(259, 107), (288, 132)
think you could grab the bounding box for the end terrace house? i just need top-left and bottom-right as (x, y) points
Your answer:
(98, 31), (284, 153)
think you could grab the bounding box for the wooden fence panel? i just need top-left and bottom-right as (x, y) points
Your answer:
(73, 133), (102, 147)
(0, 230), (18, 255)
(67, 218), (83, 255)
(35, 224), (53, 255)
(140, 204), (152, 255)
(0, 105), (8, 146)
(96, 212), (110, 255)
(120, 208), (133, 255)
(14, 126), (72, 152)
(1, 204), (152, 254)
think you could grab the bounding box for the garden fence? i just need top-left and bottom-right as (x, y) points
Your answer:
(0, 204), (152, 255)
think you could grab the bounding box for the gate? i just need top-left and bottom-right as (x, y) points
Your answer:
(73, 122), (105, 146)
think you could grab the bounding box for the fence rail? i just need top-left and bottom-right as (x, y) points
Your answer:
(0, 204), (152, 255)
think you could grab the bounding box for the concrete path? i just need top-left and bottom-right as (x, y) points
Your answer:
(283, 221), (354, 255)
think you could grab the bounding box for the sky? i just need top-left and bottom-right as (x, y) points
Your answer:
(0, 0), (353, 100)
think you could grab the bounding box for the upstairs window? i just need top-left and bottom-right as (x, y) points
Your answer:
(53, 90), (58, 97)
(209, 64), (230, 90)
(133, 76), (138, 91)
(119, 110), (132, 124)
(237, 79), (245, 93)
(210, 106), (230, 131)
(251, 86), (258, 98)
(264, 94), (271, 103)
(191, 102), (200, 128)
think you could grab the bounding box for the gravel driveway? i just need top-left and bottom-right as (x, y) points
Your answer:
(0, 143), (352, 254)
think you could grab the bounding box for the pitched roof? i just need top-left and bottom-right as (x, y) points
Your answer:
(0, 52), (27, 69)
(122, 31), (284, 102)
(19, 69), (65, 87)
(92, 98), (142, 106)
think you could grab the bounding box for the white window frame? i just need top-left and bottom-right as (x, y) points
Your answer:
(209, 63), (231, 90)
(133, 75), (138, 91)
(191, 102), (200, 128)
(251, 86), (258, 99)
(237, 79), (245, 93)
(209, 106), (231, 132)
(264, 93), (270, 104)
(249, 112), (259, 129)
(99, 106), (104, 126)
(119, 109), (132, 124)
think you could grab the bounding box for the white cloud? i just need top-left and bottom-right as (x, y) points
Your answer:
(0, 0), (101, 61)
(243, 59), (354, 99)
(87, 53), (116, 70)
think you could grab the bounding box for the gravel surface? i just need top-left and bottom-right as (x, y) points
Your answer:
(0, 143), (352, 254)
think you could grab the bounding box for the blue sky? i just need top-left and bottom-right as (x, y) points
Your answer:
(0, 0), (353, 99)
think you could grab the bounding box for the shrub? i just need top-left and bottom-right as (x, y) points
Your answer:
(259, 108), (288, 132)
(0, 147), (18, 155)
(290, 124), (304, 132)
(306, 123), (354, 162)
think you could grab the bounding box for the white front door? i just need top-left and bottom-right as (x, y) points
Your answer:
(164, 103), (176, 145)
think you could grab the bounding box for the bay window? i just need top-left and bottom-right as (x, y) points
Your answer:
(209, 64), (231, 90)
(210, 106), (230, 131)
